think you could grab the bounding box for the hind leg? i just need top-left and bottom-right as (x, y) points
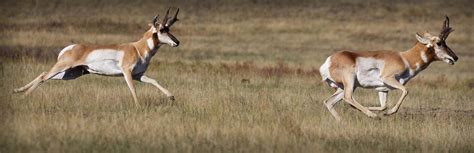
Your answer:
(368, 91), (388, 111)
(22, 63), (73, 97)
(323, 88), (344, 121)
(13, 72), (47, 93)
(50, 65), (88, 80)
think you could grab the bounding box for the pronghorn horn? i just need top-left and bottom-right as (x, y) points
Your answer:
(439, 15), (454, 40)
(162, 8), (170, 26)
(166, 8), (179, 27)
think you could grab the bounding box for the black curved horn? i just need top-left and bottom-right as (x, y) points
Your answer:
(166, 7), (179, 27)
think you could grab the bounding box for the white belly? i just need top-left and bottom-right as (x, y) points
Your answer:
(355, 57), (385, 88)
(84, 49), (124, 76)
(355, 58), (418, 91)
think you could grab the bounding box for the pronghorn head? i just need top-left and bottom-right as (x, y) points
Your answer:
(415, 16), (458, 65)
(150, 8), (180, 47)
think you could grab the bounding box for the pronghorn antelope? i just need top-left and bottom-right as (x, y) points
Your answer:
(319, 16), (458, 121)
(13, 8), (180, 107)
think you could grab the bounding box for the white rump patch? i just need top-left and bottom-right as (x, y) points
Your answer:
(57, 44), (76, 60)
(320, 56), (340, 88)
(319, 56), (332, 81)
(355, 57), (385, 87)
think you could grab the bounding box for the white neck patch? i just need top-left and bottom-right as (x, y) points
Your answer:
(415, 63), (421, 71)
(421, 51), (428, 63)
(147, 38), (155, 50)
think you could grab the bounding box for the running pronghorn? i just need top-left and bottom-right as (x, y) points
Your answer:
(319, 16), (458, 121)
(13, 8), (180, 107)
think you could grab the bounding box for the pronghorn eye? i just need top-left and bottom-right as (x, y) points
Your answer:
(159, 28), (169, 33)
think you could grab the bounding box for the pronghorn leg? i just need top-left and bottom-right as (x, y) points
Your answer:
(368, 91), (388, 111)
(23, 63), (73, 97)
(122, 69), (140, 107)
(323, 88), (344, 121)
(13, 72), (47, 93)
(50, 65), (89, 80)
(381, 77), (408, 115)
(138, 75), (174, 101)
(342, 74), (378, 118)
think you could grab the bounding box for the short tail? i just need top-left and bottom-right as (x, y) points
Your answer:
(319, 56), (332, 81)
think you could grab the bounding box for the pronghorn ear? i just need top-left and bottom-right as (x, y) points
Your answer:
(416, 33), (433, 47)
(151, 15), (159, 28)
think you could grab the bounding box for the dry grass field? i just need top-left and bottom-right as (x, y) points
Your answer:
(1, 0), (473, 152)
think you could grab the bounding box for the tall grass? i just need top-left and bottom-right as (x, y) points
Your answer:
(1, 0), (473, 152)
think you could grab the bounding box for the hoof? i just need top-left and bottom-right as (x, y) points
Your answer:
(367, 111), (379, 119)
(383, 110), (397, 116)
(372, 115), (381, 120)
(168, 96), (175, 101)
(13, 89), (21, 93)
(368, 114), (379, 119)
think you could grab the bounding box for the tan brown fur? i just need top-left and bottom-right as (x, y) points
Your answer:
(320, 21), (460, 122)
(13, 10), (181, 107)
(329, 42), (437, 85)
(59, 29), (155, 67)
(321, 31), (458, 121)
(329, 50), (408, 83)
(399, 42), (436, 70)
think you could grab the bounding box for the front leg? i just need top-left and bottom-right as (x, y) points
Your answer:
(138, 75), (174, 101)
(381, 77), (408, 115)
(122, 68), (140, 107)
(368, 91), (388, 111)
(341, 74), (378, 119)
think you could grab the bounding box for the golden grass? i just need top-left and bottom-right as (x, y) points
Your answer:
(1, 0), (473, 152)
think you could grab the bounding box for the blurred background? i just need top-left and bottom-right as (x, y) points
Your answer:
(1, 0), (472, 68)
